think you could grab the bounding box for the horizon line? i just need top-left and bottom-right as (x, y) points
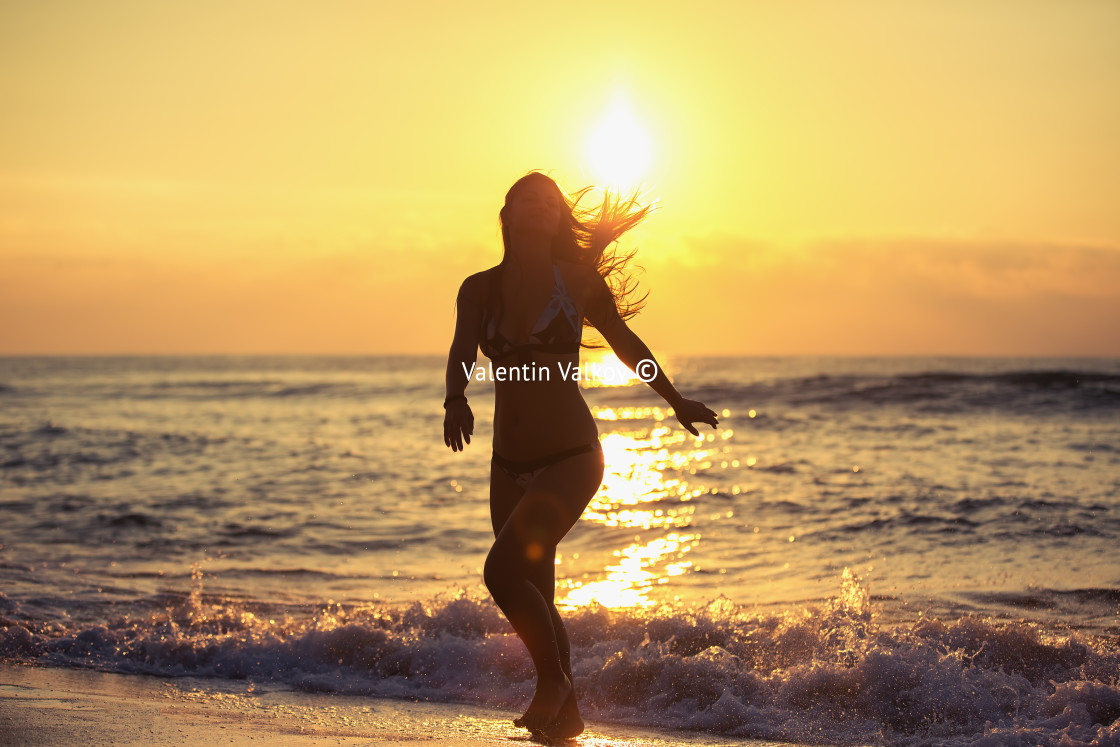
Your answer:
(1, 351), (1118, 359)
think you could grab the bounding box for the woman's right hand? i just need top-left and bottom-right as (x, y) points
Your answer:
(443, 400), (474, 452)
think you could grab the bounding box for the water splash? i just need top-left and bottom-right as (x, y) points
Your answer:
(2, 572), (1117, 745)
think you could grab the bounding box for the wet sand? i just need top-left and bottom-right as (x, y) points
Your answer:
(0, 664), (791, 746)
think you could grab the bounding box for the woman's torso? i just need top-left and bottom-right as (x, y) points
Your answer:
(478, 261), (599, 458)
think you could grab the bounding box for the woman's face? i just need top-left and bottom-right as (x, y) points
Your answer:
(507, 178), (564, 239)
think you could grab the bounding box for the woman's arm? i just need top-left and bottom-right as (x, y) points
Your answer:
(585, 275), (718, 436)
(443, 273), (485, 451)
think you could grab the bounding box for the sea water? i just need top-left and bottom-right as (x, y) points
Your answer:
(1, 355), (1118, 745)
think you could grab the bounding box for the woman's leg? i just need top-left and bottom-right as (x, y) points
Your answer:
(529, 550), (571, 686)
(489, 462), (567, 699)
(490, 463), (579, 734)
(526, 544), (584, 738)
(485, 447), (604, 731)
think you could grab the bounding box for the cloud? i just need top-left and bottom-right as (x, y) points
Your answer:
(637, 235), (1120, 355)
(808, 238), (1120, 301)
(0, 235), (488, 354)
(3, 228), (1117, 355)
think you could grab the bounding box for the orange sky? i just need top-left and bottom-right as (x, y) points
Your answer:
(2, 0), (1118, 355)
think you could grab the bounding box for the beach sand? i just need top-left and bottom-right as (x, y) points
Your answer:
(0, 664), (790, 746)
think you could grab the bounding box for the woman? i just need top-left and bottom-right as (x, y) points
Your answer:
(442, 171), (718, 737)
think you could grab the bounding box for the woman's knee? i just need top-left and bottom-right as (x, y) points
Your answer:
(484, 538), (551, 598)
(483, 542), (519, 597)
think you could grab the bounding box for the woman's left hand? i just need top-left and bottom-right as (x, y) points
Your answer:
(672, 398), (719, 436)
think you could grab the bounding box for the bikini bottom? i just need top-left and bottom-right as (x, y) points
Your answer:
(492, 441), (602, 490)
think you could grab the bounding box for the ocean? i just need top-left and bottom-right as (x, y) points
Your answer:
(1, 355), (1118, 745)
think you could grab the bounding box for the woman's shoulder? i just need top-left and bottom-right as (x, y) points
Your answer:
(458, 267), (500, 297)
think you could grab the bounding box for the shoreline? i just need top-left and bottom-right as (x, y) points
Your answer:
(0, 663), (794, 746)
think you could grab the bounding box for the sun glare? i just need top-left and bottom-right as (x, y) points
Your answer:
(556, 426), (714, 609)
(580, 351), (640, 387)
(587, 96), (652, 190)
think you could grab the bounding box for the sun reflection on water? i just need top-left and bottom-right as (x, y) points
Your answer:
(560, 532), (699, 609)
(579, 352), (641, 388)
(558, 412), (727, 608)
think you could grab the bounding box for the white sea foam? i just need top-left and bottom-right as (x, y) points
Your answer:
(2, 571), (1117, 746)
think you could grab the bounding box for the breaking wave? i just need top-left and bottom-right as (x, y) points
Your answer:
(2, 570), (1117, 746)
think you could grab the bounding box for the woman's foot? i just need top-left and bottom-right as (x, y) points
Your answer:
(517, 687), (583, 740)
(515, 673), (572, 733)
(543, 686), (584, 739)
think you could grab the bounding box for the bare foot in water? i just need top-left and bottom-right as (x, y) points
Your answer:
(515, 673), (572, 733)
(542, 686), (584, 739)
(516, 683), (584, 740)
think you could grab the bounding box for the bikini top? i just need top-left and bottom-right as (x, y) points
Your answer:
(479, 264), (583, 361)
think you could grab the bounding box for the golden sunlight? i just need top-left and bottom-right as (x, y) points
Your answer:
(579, 351), (640, 387)
(556, 425), (720, 609)
(559, 533), (699, 609)
(586, 95), (652, 190)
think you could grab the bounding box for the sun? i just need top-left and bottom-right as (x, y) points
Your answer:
(586, 96), (652, 190)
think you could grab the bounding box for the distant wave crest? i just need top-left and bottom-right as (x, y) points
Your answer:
(702, 369), (1120, 416)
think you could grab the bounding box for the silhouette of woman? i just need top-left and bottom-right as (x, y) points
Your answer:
(443, 171), (718, 738)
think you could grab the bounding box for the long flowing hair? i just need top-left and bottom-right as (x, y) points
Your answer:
(487, 171), (654, 348)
